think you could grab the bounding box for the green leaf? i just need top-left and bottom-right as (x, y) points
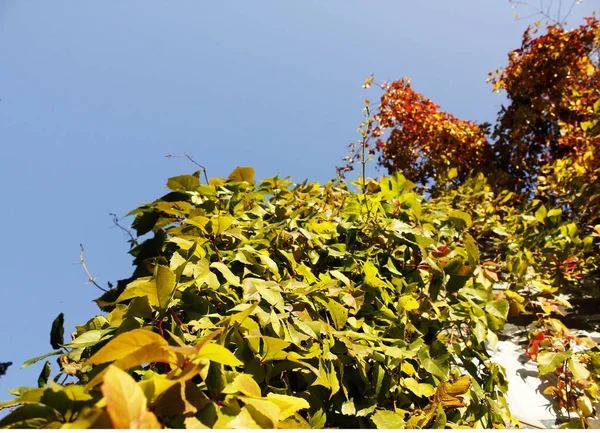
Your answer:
(250, 280), (284, 307)
(156, 264), (176, 311)
(167, 174), (200, 191)
(327, 299), (348, 330)
(210, 215), (234, 235)
(399, 295), (419, 312)
(21, 350), (64, 369)
(37, 361), (51, 387)
(50, 313), (65, 350)
(64, 329), (112, 349)
(115, 278), (159, 307)
(363, 260), (386, 287)
(261, 337), (290, 362)
(568, 358), (590, 381)
(548, 208), (562, 218)
(0, 404), (58, 429)
(371, 410), (406, 429)
(330, 270), (351, 286)
(210, 262), (241, 287)
(449, 210), (472, 229)
(197, 342), (242, 367)
(238, 397), (280, 428)
(264, 393), (310, 420)
(258, 254), (280, 278)
(537, 351), (571, 376)
(463, 233), (480, 268)
(226, 407), (262, 429)
(484, 299), (509, 320)
(229, 374), (262, 397)
(418, 346), (449, 381)
(535, 205), (547, 223)
(228, 166), (255, 184)
(403, 377), (435, 397)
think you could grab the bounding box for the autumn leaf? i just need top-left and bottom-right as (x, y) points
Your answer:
(101, 365), (161, 429)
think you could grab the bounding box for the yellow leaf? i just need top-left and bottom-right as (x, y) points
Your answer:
(399, 295), (419, 311)
(115, 278), (159, 306)
(238, 397), (281, 427)
(434, 375), (471, 409)
(184, 417), (209, 429)
(228, 166), (255, 184)
(265, 393), (311, 420)
(401, 361), (416, 376)
(444, 375), (471, 395)
(233, 374), (262, 398)
(138, 375), (178, 402)
(156, 264), (177, 311)
(85, 329), (169, 366)
(197, 342), (242, 367)
(113, 343), (177, 371)
(261, 336), (290, 362)
(403, 377), (435, 397)
(227, 407), (262, 429)
(101, 365), (161, 429)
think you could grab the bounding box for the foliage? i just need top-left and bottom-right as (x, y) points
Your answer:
(489, 16), (600, 192)
(0, 168), (516, 429)
(340, 78), (490, 190)
(348, 16), (600, 196)
(426, 170), (600, 427)
(336, 15), (600, 424)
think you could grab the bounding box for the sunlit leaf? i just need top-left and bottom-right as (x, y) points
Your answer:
(228, 166), (255, 184)
(101, 365), (161, 429)
(537, 351), (571, 376)
(197, 342), (242, 367)
(156, 264), (176, 311)
(85, 329), (169, 365)
(371, 410), (406, 429)
(211, 262), (241, 286)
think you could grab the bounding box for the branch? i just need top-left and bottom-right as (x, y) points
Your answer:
(79, 244), (108, 292)
(165, 153), (209, 184)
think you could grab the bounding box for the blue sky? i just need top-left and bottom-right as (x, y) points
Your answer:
(0, 1), (596, 399)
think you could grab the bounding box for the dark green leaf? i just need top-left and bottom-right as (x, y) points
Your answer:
(37, 362), (51, 387)
(167, 174), (200, 191)
(50, 313), (64, 350)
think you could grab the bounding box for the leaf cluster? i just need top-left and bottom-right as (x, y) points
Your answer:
(0, 168), (515, 429)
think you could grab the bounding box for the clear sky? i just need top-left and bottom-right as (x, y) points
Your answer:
(0, 1), (596, 400)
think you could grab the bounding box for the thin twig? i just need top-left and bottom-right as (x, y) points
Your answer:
(165, 153), (209, 184)
(517, 418), (545, 429)
(79, 244), (108, 292)
(512, 0), (581, 26)
(109, 213), (137, 246)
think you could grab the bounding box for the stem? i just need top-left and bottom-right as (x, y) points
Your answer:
(165, 153), (209, 184)
(79, 244), (108, 292)
(170, 308), (185, 327)
(517, 418), (545, 429)
(360, 106), (372, 194)
(109, 213), (137, 246)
